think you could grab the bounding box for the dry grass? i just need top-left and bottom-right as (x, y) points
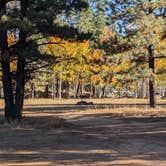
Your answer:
(56, 107), (166, 120)
(0, 101), (166, 166)
(1, 117), (66, 130)
(0, 97), (166, 109)
(20, 106), (166, 131)
(22, 97), (166, 106)
(22, 98), (166, 120)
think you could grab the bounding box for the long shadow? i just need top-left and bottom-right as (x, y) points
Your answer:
(0, 111), (166, 165)
(25, 103), (166, 107)
(22, 103), (166, 115)
(0, 103), (166, 115)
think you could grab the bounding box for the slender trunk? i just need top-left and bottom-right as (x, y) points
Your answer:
(80, 83), (84, 96)
(74, 74), (80, 98)
(160, 87), (165, 97)
(59, 77), (62, 99)
(52, 83), (54, 99)
(136, 79), (143, 98)
(68, 84), (71, 98)
(52, 71), (56, 99)
(0, 1), (15, 120)
(148, 45), (156, 108)
(90, 82), (93, 98)
(143, 78), (148, 99)
(58, 67), (63, 99)
(94, 86), (97, 98)
(99, 87), (102, 99)
(102, 86), (105, 97)
(65, 82), (70, 98)
(31, 83), (35, 99)
(118, 88), (121, 98)
(56, 78), (59, 98)
(45, 84), (49, 98)
(74, 81), (80, 98)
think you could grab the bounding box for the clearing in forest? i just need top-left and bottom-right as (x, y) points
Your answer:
(0, 100), (166, 166)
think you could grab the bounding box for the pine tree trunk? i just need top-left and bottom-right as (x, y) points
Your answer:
(148, 45), (156, 108)
(1, 60), (15, 119)
(0, 1), (15, 120)
(15, 58), (26, 118)
(14, 0), (28, 118)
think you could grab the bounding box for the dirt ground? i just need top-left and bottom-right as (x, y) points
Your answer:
(0, 103), (166, 166)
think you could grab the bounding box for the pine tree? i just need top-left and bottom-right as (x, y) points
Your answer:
(0, 0), (89, 120)
(103, 0), (166, 107)
(0, 0), (15, 119)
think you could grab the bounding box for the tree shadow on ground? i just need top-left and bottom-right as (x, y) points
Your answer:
(0, 105), (166, 165)
(24, 103), (151, 113)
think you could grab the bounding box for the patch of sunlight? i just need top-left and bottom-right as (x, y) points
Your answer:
(56, 149), (117, 154)
(2, 161), (51, 166)
(0, 150), (40, 155)
(110, 159), (166, 166)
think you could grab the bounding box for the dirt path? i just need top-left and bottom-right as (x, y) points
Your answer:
(0, 107), (166, 166)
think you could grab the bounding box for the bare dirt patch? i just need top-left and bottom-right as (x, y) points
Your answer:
(0, 105), (166, 166)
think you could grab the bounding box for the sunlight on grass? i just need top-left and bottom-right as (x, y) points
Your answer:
(0, 98), (166, 109)
(55, 107), (166, 120)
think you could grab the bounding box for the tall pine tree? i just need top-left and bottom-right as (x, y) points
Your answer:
(0, 0), (89, 121)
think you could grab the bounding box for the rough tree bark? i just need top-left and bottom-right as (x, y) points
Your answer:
(14, 0), (27, 118)
(0, 0), (15, 120)
(15, 47), (26, 118)
(148, 44), (156, 108)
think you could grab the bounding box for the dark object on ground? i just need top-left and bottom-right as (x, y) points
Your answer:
(76, 100), (94, 105)
(79, 94), (91, 98)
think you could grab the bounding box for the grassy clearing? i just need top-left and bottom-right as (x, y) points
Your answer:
(21, 106), (166, 130)
(22, 97), (166, 106)
(0, 103), (166, 166)
(56, 107), (166, 119)
(0, 97), (166, 109)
